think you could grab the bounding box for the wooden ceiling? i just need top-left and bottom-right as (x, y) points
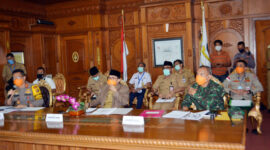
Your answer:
(23, 0), (75, 5)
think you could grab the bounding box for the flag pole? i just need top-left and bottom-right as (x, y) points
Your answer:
(122, 9), (125, 41)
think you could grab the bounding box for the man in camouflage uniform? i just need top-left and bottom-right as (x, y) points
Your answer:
(223, 60), (263, 100)
(6, 69), (43, 108)
(87, 66), (107, 98)
(152, 61), (185, 110)
(182, 66), (225, 111)
(173, 59), (195, 92)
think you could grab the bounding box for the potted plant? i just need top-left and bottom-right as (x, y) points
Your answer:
(56, 95), (85, 116)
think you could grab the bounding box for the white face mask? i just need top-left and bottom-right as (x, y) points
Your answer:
(215, 46), (222, 51)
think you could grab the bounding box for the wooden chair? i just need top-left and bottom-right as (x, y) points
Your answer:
(38, 80), (53, 107)
(53, 73), (66, 96)
(131, 88), (151, 109)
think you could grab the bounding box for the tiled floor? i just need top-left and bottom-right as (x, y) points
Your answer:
(246, 110), (270, 150)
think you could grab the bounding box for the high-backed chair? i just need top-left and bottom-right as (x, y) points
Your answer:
(38, 80), (53, 107)
(53, 73), (66, 96)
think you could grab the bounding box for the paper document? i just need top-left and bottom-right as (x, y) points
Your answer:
(20, 107), (45, 111)
(90, 108), (133, 115)
(85, 108), (96, 113)
(163, 111), (190, 119)
(156, 97), (176, 103)
(230, 100), (252, 107)
(111, 108), (133, 115)
(91, 108), (117, 115)
(182, 110), (209, 120)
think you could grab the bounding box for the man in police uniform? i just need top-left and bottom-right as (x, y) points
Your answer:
(91, 69), (129, 108)
(152, 61), (184, 110)
(182, 66), (225, 111)
(87, 66), (107, 98)
(173, 59), (195, 91)
(129, 62), (152, 109)
(6, 69), (44, 108)
(223, 60), (263, 100)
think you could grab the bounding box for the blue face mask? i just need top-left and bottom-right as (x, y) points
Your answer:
(8, 60), (14, 65)
(174, 65), (181, 71)
(92, 76), (99, 81)
(163, 69), (170, 76)
(137, 67), (144, 73)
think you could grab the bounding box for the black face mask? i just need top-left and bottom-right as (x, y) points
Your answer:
(37, 74), (44, 80)
(239, 49), (245, 53)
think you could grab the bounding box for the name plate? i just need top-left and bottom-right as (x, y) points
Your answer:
(46, 122), (64, 129)
(0, 113), (4, 120)
(46, 114), (63, 122)
(123, 125), (144, 133)
(0, 120), (3, 127)
(122, 116), (144, 126)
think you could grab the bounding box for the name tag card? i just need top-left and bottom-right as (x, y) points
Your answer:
(0, 113), (4, 120)
(46, 114), (63, 122)
(122, 116), (144, 126)
(46, 122), (64, 129)
(0, 120), (4, 127)
(123, 125), (144, 133)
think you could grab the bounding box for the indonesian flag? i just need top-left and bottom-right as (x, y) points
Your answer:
(199, 2), (211, 67)
(121, 14), (129, 81)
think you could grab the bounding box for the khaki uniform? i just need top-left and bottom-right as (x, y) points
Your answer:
(152, 74), (180, 110)
(87, 73), (107, 95)
(91, 83), (129, 108)
(2, 62), (26, 83)
(223, 72), (263, 100)
(174, 68), (195, 88)
(6, 82), (44, 107)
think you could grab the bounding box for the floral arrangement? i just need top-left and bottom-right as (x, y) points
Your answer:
(56, 94), (84, 111)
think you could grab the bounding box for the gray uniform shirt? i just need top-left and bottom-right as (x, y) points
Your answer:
(223, 72), (263, 100)
(9, 82), (44, 107)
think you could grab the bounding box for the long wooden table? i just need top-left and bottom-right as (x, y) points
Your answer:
(0, 108), (246, 150)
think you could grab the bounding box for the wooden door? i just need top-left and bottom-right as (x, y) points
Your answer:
(255, 20), (270, 107)
(62, 36), (89, 98)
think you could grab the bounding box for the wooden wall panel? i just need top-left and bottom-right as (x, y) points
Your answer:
(1, 0), (270, 104)
(43, 35), (58, 76)
(0, 30), (10, 105)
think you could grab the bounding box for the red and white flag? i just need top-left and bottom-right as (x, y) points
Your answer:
(121, 11), (129, 81)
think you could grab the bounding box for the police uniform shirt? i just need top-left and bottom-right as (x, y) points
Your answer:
(223, 72), (263, 100)
(11, 82), (44, 107)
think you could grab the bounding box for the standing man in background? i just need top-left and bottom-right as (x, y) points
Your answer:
(210, 40), (231, 82)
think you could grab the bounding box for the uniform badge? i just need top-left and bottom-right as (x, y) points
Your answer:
(25, 89), (31, 94)
(245, 77), (250, 82)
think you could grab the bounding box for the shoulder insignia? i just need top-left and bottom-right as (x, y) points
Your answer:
(32, 85), (42, 100)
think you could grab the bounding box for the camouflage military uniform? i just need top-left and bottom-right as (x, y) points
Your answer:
(87, 73), (107, 95)
(7, 82), (44, 107)
(223, 72), (263, 100)
(182, 80), (226, 110)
